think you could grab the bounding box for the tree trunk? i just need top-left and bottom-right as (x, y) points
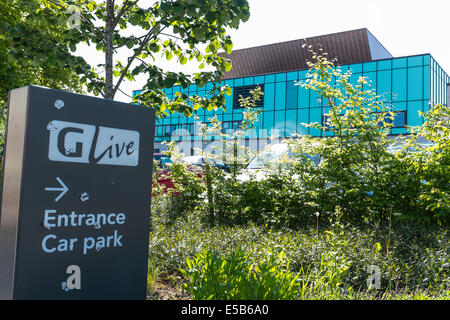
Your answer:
(105, 0), (114, 100)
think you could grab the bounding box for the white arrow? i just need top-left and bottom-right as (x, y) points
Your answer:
(45, 177), (69, 202)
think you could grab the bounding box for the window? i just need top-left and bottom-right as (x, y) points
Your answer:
(378, 70), (392, 102)
(376, 111), (407, 128)
(222, 121), (243, 133)
(408, 67), (423, 101)
(275, 82), (286, 109)
(233, 84), (265, 109)
(286, 81), (298, 109)
(392, 68), (407, 101)
(392, 111), (407, 128)
(321, 111), (407, 131)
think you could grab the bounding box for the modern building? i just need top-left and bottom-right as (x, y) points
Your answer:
(133, 29), (450, 154)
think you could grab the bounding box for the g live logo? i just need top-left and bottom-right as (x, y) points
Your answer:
(48, 120), (140, 167)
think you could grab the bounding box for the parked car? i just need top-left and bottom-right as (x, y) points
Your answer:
(386, 141), (434, 154)
(181, 155), (231, 173)
(237, 143), (321, 181)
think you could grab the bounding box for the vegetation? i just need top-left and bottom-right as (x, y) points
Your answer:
(38, 0), (250, 114)
(148, 51), (449, 300)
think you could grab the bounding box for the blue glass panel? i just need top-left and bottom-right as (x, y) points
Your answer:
(407, 101), (423, 126)
(205, 109), (214, 120)
(255, 112), (264, 131)
(423, 55), (430, 66)
(349, 63), (362, 73)
(287, 71), (298, 81)
(392, 68), (407, 101)
(363, 61), (377, 72)
(377, 59), (391, 71)
(274, 110), (285, 130)
(393, 58), (407, 69)
(391, 128), (407, 135)
(265, 74), (275, 83)
(275, 82), (286, 110)
(225, 79), (233, 87)
(377, 70), (391, 102)
(224, 90), (233, 111)
(408, 56), (423, 67)
(298, 108), (309, 123)
(244, 77), (254, 85)
(254, 75), (265, 84)
(234, 78), (243, 87)
(275, 73), (287, 82)
(224, 114), (232, 121)
(408, 67), (423, 101)
(285, 110), (297, 134)
(263, 111), (274, 130)
(298, 70), (309, 79)
(364, 71), (377, 93)
(233, 113), (243, 121)
(188, 84), (197, 94)
(286, 81), (298, 109)
(264, 83), (275, 110)
(310, 91), (320, 108)
(392, 112), (406, 127)
(171, 114), (179, 124)
(297, 111), (309, 135)
(298, 83), (309, 108)
(391, 101), (406, 112)
(423, 65), (430, 100)
(339, 65), (349, 72)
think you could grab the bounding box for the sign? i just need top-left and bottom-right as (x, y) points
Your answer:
(0, 86), (155, 299)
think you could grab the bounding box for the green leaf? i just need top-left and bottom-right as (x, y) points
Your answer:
(165, 50), (173, 61)
(179, 56), (188, 65)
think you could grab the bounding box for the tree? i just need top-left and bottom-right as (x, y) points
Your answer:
(0, 0), (88, 154)
(40, 0), (250, 117)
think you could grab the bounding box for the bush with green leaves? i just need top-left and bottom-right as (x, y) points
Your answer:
(151, 141), (205, 225)
(395, 103), (450, 223)
(279, 49), (449, 225)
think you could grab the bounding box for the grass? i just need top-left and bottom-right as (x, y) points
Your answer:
(147, 205), (449, 300)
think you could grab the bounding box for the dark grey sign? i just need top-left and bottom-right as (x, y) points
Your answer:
(0, 86), (155, 299)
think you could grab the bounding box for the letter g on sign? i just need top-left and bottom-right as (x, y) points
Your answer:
(48, 121), (96, 164)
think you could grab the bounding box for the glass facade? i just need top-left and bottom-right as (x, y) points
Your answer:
(134, 54), (450, 148)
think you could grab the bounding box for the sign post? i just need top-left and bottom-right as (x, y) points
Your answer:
(0, 86), (155, 299)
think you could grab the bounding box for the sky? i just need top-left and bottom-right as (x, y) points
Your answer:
(104, 0), (450, 103)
